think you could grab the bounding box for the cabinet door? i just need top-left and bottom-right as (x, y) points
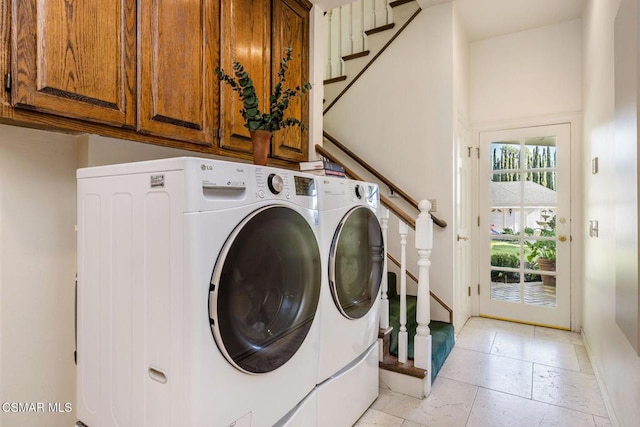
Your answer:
(271, 0), (311, 162)
(138, 0), (219, 146)
(219, 0), (271, 154)
(12, 0), (136, 127)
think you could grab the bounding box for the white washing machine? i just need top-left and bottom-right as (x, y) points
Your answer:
(76, 157), (322, 427)
(315, 177), (384, 427)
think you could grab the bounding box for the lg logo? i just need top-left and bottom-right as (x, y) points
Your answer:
(201, 164), (213, 171)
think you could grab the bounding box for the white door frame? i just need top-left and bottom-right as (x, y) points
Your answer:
(454, 114), (472, 330)
(470, 114), (583, 332)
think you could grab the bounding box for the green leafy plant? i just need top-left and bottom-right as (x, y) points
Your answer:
(491, 253), (520, 283)
(215, 47), (312, 132)
(525, 215), (556, 264)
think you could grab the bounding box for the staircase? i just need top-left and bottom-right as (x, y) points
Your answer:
(323, 0), (422, 111)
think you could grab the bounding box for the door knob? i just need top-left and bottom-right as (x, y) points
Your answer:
(558, 235), (568, 242)
(457, 234), (469, 241)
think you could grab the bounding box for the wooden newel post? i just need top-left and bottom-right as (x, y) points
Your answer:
(379, 207), (390, 330)
(413, 200), (433, 375)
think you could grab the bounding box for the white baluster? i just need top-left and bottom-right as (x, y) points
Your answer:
(340, 4), (352, 57)
(324, 11), (332, 79)
(351, 0), (364, 53)
(360, 0), (369, 51)
(330, 7), (343, 77)
(374, 0), (387, 27)
(398, 220), (409, 364)
(363, 0), (375, 31)
(414, 200), (433, 376)
(386, 0), (393, 27)
(379, 208), (390, 330)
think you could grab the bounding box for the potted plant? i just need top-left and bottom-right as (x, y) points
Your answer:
(215, 47), (312, 165)
(525, 215), (556, 286)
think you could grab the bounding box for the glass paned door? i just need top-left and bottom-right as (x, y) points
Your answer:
(479, 124), (570, 329)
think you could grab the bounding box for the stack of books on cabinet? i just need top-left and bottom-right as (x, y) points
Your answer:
(299, 158), (346, 177)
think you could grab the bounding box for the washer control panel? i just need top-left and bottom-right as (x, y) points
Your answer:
(267, 173), (284, 194)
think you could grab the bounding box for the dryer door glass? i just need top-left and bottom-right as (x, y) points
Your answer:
(210, 206), (321, 374)
(329, 206), (384, 319)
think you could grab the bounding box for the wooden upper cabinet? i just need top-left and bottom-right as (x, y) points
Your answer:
(219, 0), (271, 154)
(11, 0), (136, 127)
(271, 0), (311, 162)
(138, 0), (219, 145)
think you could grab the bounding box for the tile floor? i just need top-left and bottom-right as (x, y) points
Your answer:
(355, 317), (611, 427)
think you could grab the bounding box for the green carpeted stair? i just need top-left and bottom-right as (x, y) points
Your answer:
(386, 273), (455, 382)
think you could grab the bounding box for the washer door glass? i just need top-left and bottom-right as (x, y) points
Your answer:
(329, 206), (384, 319)
(210, 206), (321, 374)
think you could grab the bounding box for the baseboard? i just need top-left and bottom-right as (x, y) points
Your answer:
(581, 329), (620, 427)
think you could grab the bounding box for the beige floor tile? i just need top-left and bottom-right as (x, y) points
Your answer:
(534, 326), (584, 346)
(464, 317), (535, 337)
(467, 388), (596, 427)
(454, 326), (496, 353)
(400, 421), (425, 427)
(354, 409), (405, 427)
(370, 378), (477, 426)
(491, 332), (581, 371)
(532, 365), (608, 417)
(438, 347), (533, 398)
(593, 415), (612, 427)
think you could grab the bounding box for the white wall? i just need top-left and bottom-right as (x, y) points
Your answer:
(453, 7), (470, 124)
(582, 0), (640, 425)
(77, 134), (222, 168)
(323, 2), (456, 308)
(0, 125), (78, 427)
(470, 19), (583, 124)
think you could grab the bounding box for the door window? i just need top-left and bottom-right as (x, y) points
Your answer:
(210, 206), (321, 374)
(329, 207), (384, 319)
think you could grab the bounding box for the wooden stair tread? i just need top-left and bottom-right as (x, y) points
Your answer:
(365, 23), (395, 36)
(379, 355), (426, 379)
(389, 0), (413, 8)
(323, 75), (347, 85)
(342, 50), (370, 61)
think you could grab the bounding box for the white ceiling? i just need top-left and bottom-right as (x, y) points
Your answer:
(454, 0), (585, 42)
(313, 0), (585, 43)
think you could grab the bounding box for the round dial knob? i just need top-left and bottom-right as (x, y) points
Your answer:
(267, 173), (284, 194)
(354, 184), (365, 199)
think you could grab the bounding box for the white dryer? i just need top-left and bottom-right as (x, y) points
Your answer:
(315, 177), (384, 427)
(76, 157), (321, 427)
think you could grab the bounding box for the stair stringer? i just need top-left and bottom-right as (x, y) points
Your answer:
(379, 367), (431, 398)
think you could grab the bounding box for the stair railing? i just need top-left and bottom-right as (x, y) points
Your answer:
(321, 132), (447, 228)
(378, 200), (433, 391)
(324, 0), (393, 80)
